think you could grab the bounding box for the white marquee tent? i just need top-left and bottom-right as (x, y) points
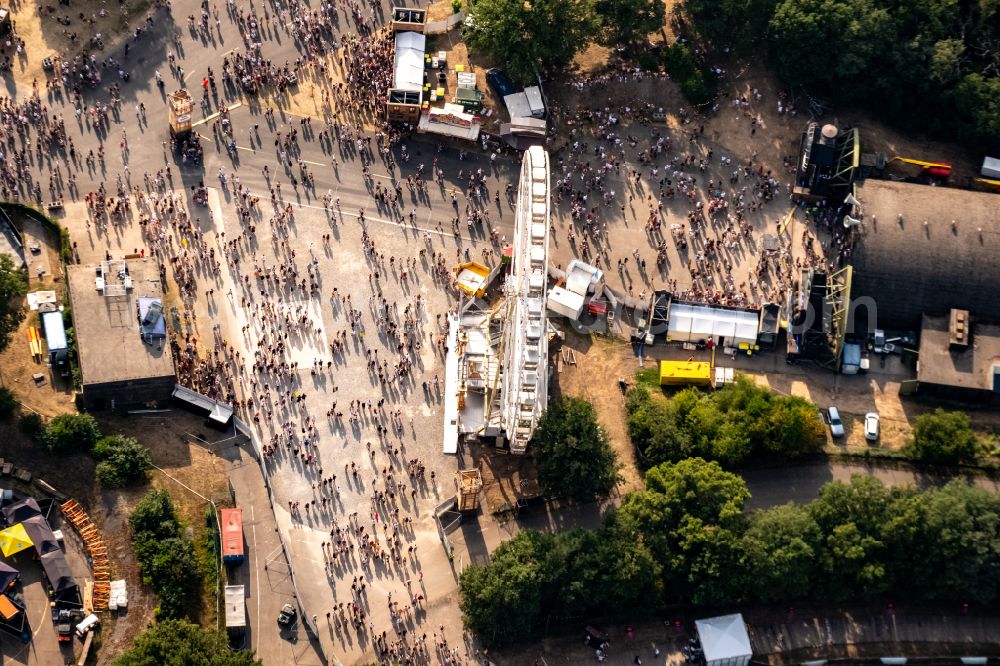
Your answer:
(393, 31), (426, 91)
(695, 613), (752, 666)
(667, 302), (760, 347)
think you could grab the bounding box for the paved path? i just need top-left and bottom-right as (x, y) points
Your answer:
(742, 460), (1000, 510)
(227, 437), (326, 665)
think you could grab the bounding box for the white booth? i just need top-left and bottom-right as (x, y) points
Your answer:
(695, 613), (752, 666)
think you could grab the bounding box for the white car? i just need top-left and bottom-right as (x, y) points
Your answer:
(827, 406), (845, 438)
(864, 412), (880, 441)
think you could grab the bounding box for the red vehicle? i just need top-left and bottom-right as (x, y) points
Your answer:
(220, 508), (245, 565)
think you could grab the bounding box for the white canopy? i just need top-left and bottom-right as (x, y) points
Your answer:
(668, 302), (759, 346)
(695, 614), (752, 666)
(393, 32), (425, 91)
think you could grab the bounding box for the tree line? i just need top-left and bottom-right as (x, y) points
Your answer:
(683, 0), (1000, 151)
(464, 0), (666, 81)
(460, 457), (1000, 646)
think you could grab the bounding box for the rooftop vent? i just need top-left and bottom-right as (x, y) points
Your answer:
(949, 308), (970, 349)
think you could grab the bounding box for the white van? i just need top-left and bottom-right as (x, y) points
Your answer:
(75, 613), (100, 638)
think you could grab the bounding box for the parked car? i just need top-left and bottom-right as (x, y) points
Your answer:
(864, 412), (880, 441)
(486, 68), (516, 99)
(277, 603), (297, 626)
(827, 406), (845, 437)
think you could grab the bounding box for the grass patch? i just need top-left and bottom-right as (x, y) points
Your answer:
(196, 507), (222, 627)
(634, 366), (661, 393)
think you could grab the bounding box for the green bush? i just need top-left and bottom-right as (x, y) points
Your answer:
(18, 412), (43, 440)
(680, 74), (714, 106)
(450, 0), (462, 13)
(0, 387), (17, 420)
(0, 254), (27, 355)
(626, 375), (824, 467)
(663, 43), (697, 80)
(42, 413), (101, 453)
(904, 408), (980, 465)
(93, 435), (152, 488)
(637, 48), (662, 72)
(115, 619), (261, 666)
(130, 490), (202, 620)
(662, 43), (715, 106)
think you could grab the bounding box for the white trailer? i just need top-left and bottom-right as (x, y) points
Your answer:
(982, 156), (1000, 180)
(224, 585), (246, 636)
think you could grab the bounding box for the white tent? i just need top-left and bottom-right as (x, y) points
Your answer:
(695, 614), (752, 666)
(393, 31), (426, 91)
(667, 302), (760, 347)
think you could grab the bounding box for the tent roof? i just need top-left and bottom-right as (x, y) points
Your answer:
(0, 523), (33, 557)
(695, 614), (752, 663)
(668, 301), (760, 344)
(40, 550), (79, 599)
(0, 561), (18, 592)
(21, 515), (60, 555)
(393, 31), (425, 91)
(3, 498), (41, 525)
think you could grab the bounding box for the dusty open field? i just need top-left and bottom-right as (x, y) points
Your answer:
(552, 333), (644, 492)
(5, 0), (154, 87)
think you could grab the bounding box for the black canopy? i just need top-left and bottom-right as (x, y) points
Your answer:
(40, 550), (80, 607)
(2, 498), (41, 525)
(21, 515), (60, 555)
(0, 561), (18, 592)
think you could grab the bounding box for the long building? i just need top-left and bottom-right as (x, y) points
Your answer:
(849, 180), (1000, 330)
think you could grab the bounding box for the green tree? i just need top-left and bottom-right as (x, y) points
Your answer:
(130, 489), (181, 541)
(459, 530), (551, 645)
(130, 490), (202, 619)
(19, 412), (43, 439)
(594, 0), (665, 46)
(742, 503), (820, 601)
(683, 0), (778, 51)
(0, 387), (17, 420)
(809, 475), (890, 599)
(904, 408), (980, 464)
(759, 398), (825, 458)
(626, 389), (694, 464)
(465, 0), (598, 81)
(146, 537), (202, 619)
(613, 458), (749, 602)
(767, 0), (894, 86)
(115, 619), (260, 666)
(93, 435), (153, 488)
(626, 376), (822, 468)
(42, 413), (101, 453)
(531, 397), (620, 501)
(929, 38), (966, 84)
(955, 74), (1000, 150)
(0, 255), (26, 354)
(642, 457), (749, 528)
(553, 528), (660, 619)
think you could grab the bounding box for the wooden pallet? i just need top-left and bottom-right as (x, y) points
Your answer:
(60, 499), (112, 611)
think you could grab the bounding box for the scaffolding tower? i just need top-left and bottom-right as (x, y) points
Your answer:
(457, 469), (483, 512)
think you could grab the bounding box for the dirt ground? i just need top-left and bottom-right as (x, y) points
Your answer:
(552, 333), (644, 493)
(5, 0), (153, 88)
(0, 405), (232, 664)
(0, 213), (74, 418)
